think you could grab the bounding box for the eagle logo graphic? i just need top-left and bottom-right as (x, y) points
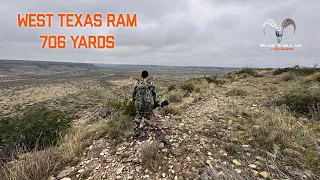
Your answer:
(263, 18), (296, 43)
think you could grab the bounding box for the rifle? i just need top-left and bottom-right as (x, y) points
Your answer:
(153, 100), (169, 109)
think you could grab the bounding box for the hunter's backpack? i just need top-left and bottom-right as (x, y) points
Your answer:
(134, 79), (154, 112)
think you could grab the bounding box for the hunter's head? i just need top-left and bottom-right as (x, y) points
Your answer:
(141, 70), (148, 79)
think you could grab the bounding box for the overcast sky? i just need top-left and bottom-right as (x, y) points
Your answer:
(0, 0), (319, 68)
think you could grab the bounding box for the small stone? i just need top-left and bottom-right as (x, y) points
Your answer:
(186, 157), (191, 162)
(61, 178), (71, 180)
(136, 166), (142, 172)
(159, 143), (165, 149)
(128, 175), (134, 180)
(232, 159), (241, 166)
(251, 170), (259, 176)
(48, 177), (56, 180)
(206, 159), (212, 165)
(116, 166), (124, 175)
(207, 152), (212, 156)
(259, 171), (270, 179)
(115, 176), (122, 179)
(255, 156), (266, 162)
(57, 167), (75, 179)
(78, 169), (85, 174)
(162, 149), (168, 153)
(162, 173), (166, 177)
(248, 164), (257, 169)
(242, 145), (250, 148)
(235, 169), (242, 174)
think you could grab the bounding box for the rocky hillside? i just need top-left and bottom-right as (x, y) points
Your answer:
(50, 69), (320, 180)
(2, 67), (320, 180)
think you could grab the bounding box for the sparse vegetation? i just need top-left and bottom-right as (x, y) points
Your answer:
(275, 86), (320, 116)
(159, 104), (181, 115)
(237, 67), (257, 76)
(167, 84), (176, 91)
(180, 80), (196, 93)
(281, 72), (297, 81)
(0, 106), (71, 161)
(251, 106), (317, 151)
(105, 98), (135, 117)
(167, 90), (184, 103)
(273, 65), (319, 76)
(105, 113), (132, 140)
(226, 88), (248, 96)
(139, 142), (163, 172)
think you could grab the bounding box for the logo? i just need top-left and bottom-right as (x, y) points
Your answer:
(261, 18), (301, 51)
(263, 18), (296, 43)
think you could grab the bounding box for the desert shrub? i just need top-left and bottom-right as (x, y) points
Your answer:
(273, 66), (319, 76)
(293, 67), (317, 76)
(254, 73), (265, 78)
(227, 72), (237, 82)
(281, 72), (296, 81)
(0, 148), (61, 180)
(180, 80), (196, 93)
(273, 68), (292, 75)
(310, 104), (320, 121)
(167, 90), (184, 103)
(167, 84), (176, 91)
(275, 86), (320, 116)
(139, 141), (163, 172)
(251, 106), (316, 151)
(105, 98), (135, 117)
(203, 75), (226, 85)
(306, 151), (320, 169)
(309, 72), (320, 83)
(226, 88), (248, 96)
(0, 106), (71, 161)
(159, 105), (181, 116)
(106, 113), (132, 140)
(237, 67), (257, 76)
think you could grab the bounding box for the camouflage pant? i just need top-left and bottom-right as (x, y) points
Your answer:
(133, 110), (152, 139)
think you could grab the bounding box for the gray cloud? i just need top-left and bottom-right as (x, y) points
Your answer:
(0, 0), (319, 68)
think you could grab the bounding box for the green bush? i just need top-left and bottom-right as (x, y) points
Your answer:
(0, 106), (71, 161)
(106, 113), (132, 140)
(105, 98), (135, 117)
(281, 73), (296, 81)
(167, 90), (184, 103)
(306, 151), (320, 169)
(203, 75), (226, 85)
(237, 67), (257, 76)
(275, 86), (320, 116)
(226, 88), (248, 96)
(273, 66), (319, 76)
(227, 72), (237, 82)
(167, 84), (176, 91)
(180, 81), (196, 93)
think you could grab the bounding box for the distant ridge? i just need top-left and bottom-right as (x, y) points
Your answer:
(0, 59), (97, 71)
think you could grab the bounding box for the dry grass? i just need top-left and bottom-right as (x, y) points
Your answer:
(251, 106), (317, 151)
(226, 88), (248, 96)
(167, 90), (184, 103)
(57, 122), (91, 162)
(139, 141), (163, 172)
(158, 104), (181, 116)
(0, 148), (61, 180)
(1, 118), (110, 180)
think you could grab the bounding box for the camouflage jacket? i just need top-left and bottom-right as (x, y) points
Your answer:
(132, 79), (157, 103)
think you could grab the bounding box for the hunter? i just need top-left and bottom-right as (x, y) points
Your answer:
(132, 70), (157, 140)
